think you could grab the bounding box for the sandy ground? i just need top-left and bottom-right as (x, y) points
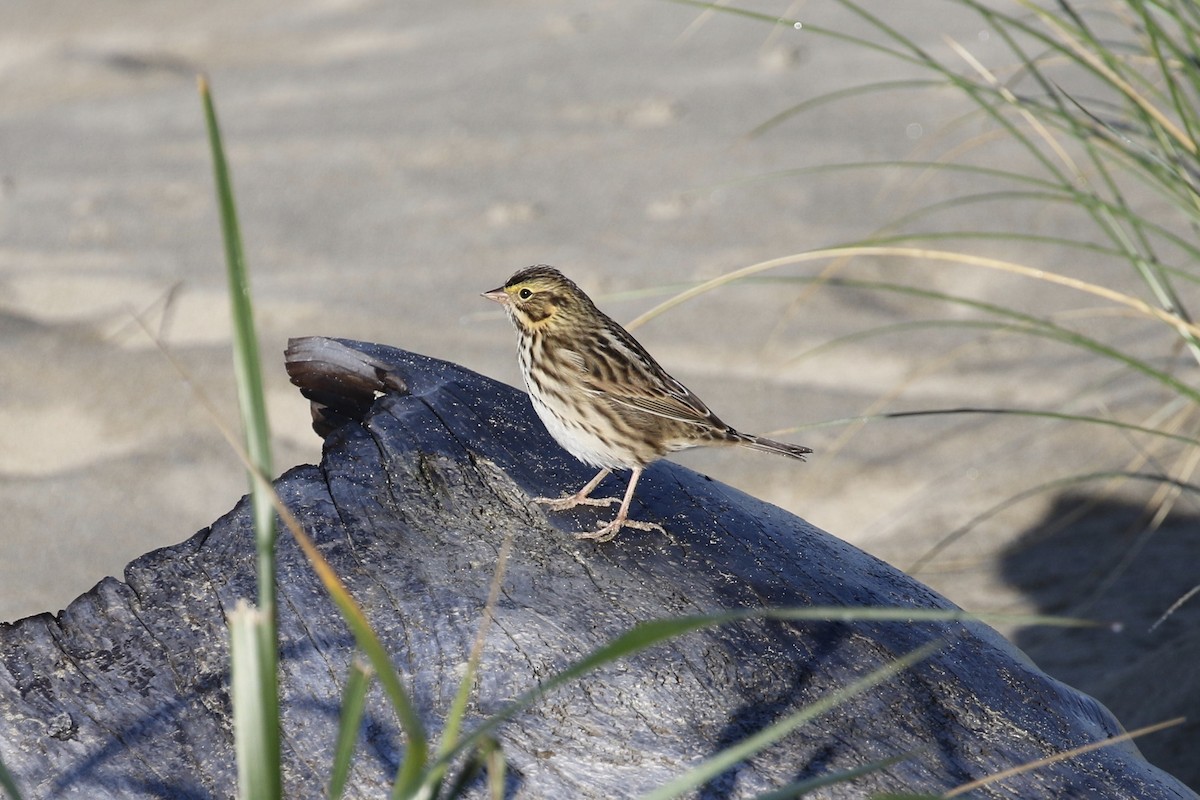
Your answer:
(2, 0), (1197, 788)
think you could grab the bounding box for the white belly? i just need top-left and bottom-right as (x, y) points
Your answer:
(527, 387), (639, 470)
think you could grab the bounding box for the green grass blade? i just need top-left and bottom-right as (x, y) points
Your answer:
(775, 278), (1200, 407)
(197, 76), (273, 475)
(746, 80), (941, 139)
(875, 406), (1200, 449)
(422, 533), (514, 796)
(437, 736), (505, 800)
(0, 751), (24, 800)
(272, 510), (429, 798)
(662, 0), (799, 28)
(719, 159), (1071, 194)
(198, 74), (281, 800)
(228, 602), (283, 800)
(639, 643), (941, 799)
(908, 469), (1200, 574)
(329, 657), (374, 800)
(295, 530), (428, 798)
(484, 740), (506, 800)
(197, 74), (276, 609)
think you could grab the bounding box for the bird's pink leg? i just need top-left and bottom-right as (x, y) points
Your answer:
(575, 467), (664, 542)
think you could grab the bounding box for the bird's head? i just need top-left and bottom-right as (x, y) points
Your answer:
(483, 265), (593, 331)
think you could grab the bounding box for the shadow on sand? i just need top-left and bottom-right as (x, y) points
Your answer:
(1001, 492), (1200, 790)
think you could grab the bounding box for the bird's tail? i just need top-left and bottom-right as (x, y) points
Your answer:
(733, 432), (812, 461)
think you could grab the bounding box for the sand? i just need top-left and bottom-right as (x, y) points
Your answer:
(2, 0), (1196, 788)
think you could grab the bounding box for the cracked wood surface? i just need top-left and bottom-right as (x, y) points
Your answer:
(0, 338), (1193, 798)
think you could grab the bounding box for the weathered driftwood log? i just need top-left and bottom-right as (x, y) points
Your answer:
(0, 337), (1193, 799)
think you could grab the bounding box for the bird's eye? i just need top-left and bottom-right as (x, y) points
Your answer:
(518, 288), (533, 300)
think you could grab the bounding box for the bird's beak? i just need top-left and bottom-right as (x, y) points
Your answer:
(482, 288), (508, 305)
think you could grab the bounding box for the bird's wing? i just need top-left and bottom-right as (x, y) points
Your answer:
(563, 328), (724, 428)
(606, 381), (717, 426)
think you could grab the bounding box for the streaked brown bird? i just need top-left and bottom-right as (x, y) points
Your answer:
(484, 265), (811, 542)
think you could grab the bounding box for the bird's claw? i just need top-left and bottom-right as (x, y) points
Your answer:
(575, 518), (666, 543)
(534, 494), (619, 511)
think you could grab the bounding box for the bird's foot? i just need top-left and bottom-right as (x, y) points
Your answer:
(534, 494), (619, 512)
(575, 517), (665, 543)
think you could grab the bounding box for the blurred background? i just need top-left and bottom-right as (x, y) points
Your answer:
(2, 0), (1196, 786)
